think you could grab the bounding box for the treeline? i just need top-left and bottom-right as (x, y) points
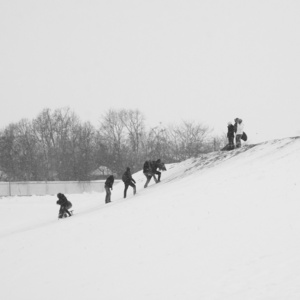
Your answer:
(0, 107), (225, 181)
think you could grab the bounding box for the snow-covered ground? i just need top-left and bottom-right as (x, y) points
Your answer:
(1, 137), (300, 300)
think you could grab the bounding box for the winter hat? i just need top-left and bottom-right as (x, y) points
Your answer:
(227, 121), (232, 125)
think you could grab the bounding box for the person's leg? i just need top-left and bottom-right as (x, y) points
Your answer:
(236, 135), (242, 148)
(155, 171), (161, 182)
(60, 206), (69, 217)
(63, 203), (72, 216)
(105, 187), (111, 203)
(228, 137), (234, 150)
(108, 189), (111, 202)
(124, 183), (129, 198)
(65, 208), (72, 217)
(129, 182), (136, 195)
(58, 206), (64, 218)
(144, 174), (152, 188)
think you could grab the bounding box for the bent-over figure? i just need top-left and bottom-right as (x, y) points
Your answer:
(57, 193), (72, 218)
(143, 159), (166, 188)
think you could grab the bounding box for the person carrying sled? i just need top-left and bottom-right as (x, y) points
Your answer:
(234, 118), (245, 148)
(143, 159), (166, 188)
(57, 193), (72, 218)
(104, 175), (114, 204)
(122, 167), (136, 198)
(227, 121), (235, 150)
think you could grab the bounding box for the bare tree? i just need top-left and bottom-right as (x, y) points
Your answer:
(14, 119), (41, 180)
(142, 124), (171, 162)
(52, 107), (81, 180)
(99, 109), (127, 175)
(119, 109), (146, 170)
(70, 121), (97, 180)
(169, 121), (212, 160)
(0, 124), (18, 180)
(0, 106), (221, 181)
(32, 107), (84, 180)
(32, 108), (58, 180)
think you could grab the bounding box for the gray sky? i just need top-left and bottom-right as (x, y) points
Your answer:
(1, 0), (299, 143)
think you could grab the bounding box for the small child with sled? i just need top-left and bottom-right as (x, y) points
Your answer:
(56, 193), (73, 218)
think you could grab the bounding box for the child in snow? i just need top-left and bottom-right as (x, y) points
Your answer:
(57, 193), (72, 218)
(104, 175), (114, 204)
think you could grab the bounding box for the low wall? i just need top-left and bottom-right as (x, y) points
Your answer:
(0, 180), (121, 197)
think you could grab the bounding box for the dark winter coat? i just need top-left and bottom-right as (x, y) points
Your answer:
(105, 175), (114, 189)
(122, 169), (135, 184)
(56, 193), (72, 209)
(143, 160), (166, 174)
(150, 159), (166, 172)
(234, 122), (237, 133)
(227, 124), (235, 138)
(143, 161), (153, 174)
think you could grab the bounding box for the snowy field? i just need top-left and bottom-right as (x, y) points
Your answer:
(1, 137), (300, 300)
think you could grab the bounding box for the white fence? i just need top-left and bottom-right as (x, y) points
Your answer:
(0, 180), (121, 197)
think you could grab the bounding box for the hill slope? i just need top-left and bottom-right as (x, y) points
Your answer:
(1, 137), (300, 300)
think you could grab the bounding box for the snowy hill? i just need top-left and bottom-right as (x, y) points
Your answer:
(1, 137), (300, 300)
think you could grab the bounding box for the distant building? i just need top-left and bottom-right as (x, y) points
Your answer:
(91, 166), (117, 180)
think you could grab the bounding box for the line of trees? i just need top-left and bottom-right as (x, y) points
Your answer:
(0, 107), (226, 181)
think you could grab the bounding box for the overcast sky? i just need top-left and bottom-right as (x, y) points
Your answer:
(0, 0), (299, 143)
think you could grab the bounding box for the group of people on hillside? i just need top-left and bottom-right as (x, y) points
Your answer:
(226, 118), (247, 150)
(55, 159), (166, 218)
(56, 118), (246, 217)
(103, 166), (137, 204)
(104, 159), (166, 204)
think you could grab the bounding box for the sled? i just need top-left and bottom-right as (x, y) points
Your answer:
(58, 210), (74, 219)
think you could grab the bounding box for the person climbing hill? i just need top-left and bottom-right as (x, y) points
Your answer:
(122, 167), (136, 198)
(104, 175), (114, 204)
(143, 159), (166, 188)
